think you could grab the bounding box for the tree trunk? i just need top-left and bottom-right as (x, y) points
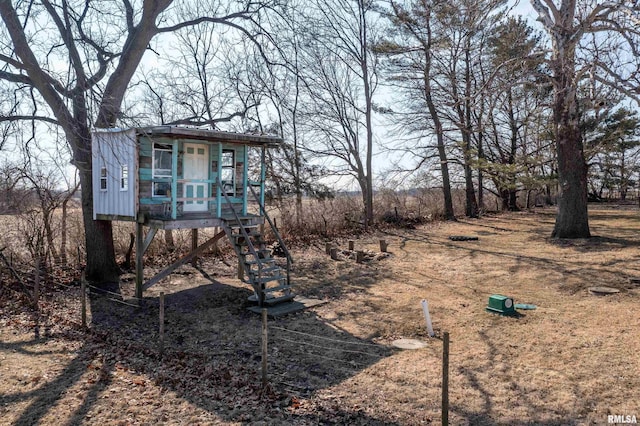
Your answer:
(420, 9), (454, 221)
(477, 130), (484, 212)
(462, 47), (478, 218)
(60, 197), (69, 266)
(550, 32), (590, 238)
(361, 2), (375, 228)
(78, 163), (120, 283)
(508, 188), (518, 211)
(42, 206), (60, 265)
(426, 92), (454, 219)
(551, 89), (590, 238)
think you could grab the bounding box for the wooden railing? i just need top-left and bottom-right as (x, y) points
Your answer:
(248, 184), (292, 287)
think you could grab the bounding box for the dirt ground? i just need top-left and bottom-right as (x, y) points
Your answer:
(1, 206), (639, 425)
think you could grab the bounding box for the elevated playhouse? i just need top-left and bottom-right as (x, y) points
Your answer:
(91, 126), (293, 306)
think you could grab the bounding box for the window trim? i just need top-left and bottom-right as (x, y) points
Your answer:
(100, 167), (107, 191)
(152, 143), (173, 197)
(221, 148), (235, 196)
(120, 164), (129, 192)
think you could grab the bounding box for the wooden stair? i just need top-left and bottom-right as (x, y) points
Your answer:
(222, 217), (294, 306)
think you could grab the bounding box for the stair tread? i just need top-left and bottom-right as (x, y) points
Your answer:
(226, 222), (259, 228)
(244, 259), (276, 266)
(236, 241), (267, 248)
(231, 232), (262, 238)
(242, 251), (272, 258)
(263, 284), (292, 293)
(248, 292), (295, 305)
(246, 275), (285, 284)
(263, 293), (295, 305)
(244, 265), (280, 275)
(223, 219), (293, 308)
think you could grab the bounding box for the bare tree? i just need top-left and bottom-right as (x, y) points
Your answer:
(380, 0), (456, 220)
(481, 16), (549, 211)
(531, 0), (640, 238)
(299, 0), (380, 227)
(0, 0), (278, 285)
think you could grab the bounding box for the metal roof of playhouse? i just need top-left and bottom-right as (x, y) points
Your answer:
(134, 126), (283, 146)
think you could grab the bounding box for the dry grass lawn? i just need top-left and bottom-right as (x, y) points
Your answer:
(1, 206), (639, 425)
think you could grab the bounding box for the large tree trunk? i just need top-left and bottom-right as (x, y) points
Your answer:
(500, 188), (519, 211)
(552, 126), (590, 237)
(550, 26), (590, 238)
(551, 82), (590, 238)
(78, 165), (120, 283)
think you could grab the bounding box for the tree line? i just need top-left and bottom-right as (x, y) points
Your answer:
(1, 0), (639, 286)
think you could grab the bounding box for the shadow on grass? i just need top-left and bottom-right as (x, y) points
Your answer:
(2, 264), (399, 425)
(384, 220), (638, 295)
(452, 330), (588, 426)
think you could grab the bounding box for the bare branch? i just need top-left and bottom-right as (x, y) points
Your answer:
(0, 1), (74, 129)
(530, 0), (557, 28)
(0, 115), (59, 125)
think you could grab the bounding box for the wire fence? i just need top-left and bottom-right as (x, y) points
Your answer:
(266, 323), (394, 377)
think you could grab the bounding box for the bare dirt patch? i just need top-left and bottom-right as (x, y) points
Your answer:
(2, 207), (639, 425)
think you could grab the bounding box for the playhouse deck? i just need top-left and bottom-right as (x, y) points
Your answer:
(145, 212), (264, 230)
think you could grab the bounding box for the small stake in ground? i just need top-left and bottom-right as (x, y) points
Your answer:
(261, 308), (268, 388)
(330, 247), (339, 260)
(325, 242), (332, 255)
(421, 299), (435, 337)
(348, 240), (355, 251)
(442, 331), (450, 426)
(379, 239), (388, 252)
(356, 251), (365, 264)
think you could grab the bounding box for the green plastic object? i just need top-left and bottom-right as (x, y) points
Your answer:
(486, 294), (516, 315)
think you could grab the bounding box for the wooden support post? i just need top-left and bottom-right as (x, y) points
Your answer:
(379, 239), (388, 253)
(238, 258), (244, 280)
(159, 292), (165, 357)
(191, 229), (199, 267)
(325, 242), (332, 255)
(135, 220), (144, 300)
(356, 251), (364, 264)
(143, 231), (226, 292)
(261, 308), (268, 388)
(81, 272), (87, 328)
(442, 331), (450, 426)
(348, 240), (355, 251)
(330, 248), (339, 261)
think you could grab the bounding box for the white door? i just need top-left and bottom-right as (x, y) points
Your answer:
(183, 143), (209, 212)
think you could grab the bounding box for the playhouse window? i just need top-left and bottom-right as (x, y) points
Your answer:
(221, 149), (235, 196)
(120, 165), (129, 191)
(153, 144), (173, 176)
(153, 143), (173, 197)
(100, 167), (107, 191)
